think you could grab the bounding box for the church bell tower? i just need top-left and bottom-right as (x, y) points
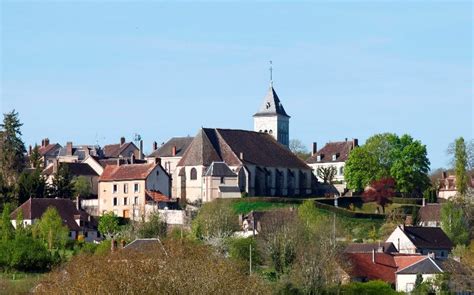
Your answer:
(253, 62), (290, 147)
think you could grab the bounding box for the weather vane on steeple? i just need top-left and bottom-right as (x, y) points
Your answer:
(269, 60), (273, 86)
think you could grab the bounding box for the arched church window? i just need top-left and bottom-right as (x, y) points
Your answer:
(190, 168), (197, 180)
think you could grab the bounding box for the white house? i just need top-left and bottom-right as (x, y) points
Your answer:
(395, 257), (443, 293)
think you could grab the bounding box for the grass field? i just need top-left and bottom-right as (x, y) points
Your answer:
(231, 199), (295, 214)
(0, 273), (43, 295)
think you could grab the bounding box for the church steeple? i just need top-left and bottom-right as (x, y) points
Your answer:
(253, 62), (290, 147)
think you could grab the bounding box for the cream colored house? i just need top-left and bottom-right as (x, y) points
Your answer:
(176, 128), (312, 203)
(395, 257), (443, 292)
(98, 162), (170, 220)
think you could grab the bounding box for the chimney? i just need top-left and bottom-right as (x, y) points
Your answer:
(41, 139), (45, 147)
(312, 142), (317, 156)
(66, 142), (73, 156)
(352, 139), (358, 149)
(372, 249), (376, 264)
(44, 138), (50, 146)
(345, 138), (348, 142)
(139, 140), (143, 160)
(130, 153), (135, 164)
(172, 146), (177, 156)
(152, 141), (158, 151)
(117, 157), (121, 166)
(442, 171), (447, 179)
(29, 145), (32, 155)
(120, 137), (125, 146)
(239, 152), (244, 160)
(155, 157), (162, 166)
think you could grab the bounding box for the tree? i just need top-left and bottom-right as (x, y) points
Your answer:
(37, 207), (69, 250)
(29, 144), (42, 169)
(137, 213), (167, 239)
(192, 200), (239, 243)
(49, 164), (73, 198)
(448, 138), (474, 172)
(0, 204), (14, 241)
(73, 176), (92, 198)
(363, 178), (395, 214)
(415, 273), (423, 288)
(454, 137), (469, 196)
(441, 200), (469, 246)
(0, 110), (26, 187)
(289, 139), (311, 160)
(98, 212), (120, 251)
(316, 166), (337, 184)
(345, 133), (430, 196)
(16, 170), (47, 204)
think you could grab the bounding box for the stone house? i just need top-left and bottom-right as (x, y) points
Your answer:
(103, 137), (143, 160)
(36, 138), (61, 168)
(98, 162), (170, 220)
(43, 161), (100, 196)
(176, 128), (312, 203)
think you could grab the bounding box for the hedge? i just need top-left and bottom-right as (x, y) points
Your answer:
(313, 201), (385, 219)
(391, 197), (423, 205)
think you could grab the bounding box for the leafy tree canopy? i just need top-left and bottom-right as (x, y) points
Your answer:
(98, 212), (120, 239)
(37, 207), (69, 250)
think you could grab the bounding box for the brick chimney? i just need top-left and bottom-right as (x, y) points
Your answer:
(172, 146), (177, 156)
(152, 141), (158, 151)
(44, 138), (50, 146)
(130, 153), (135, 164)
(66, 142), (73, 156)
(41, 139), (45, 147)
(29, 145), (32, 155)
(120, 137), (125, 146)
(155, 157), (162, 165)
(139, 140), (143, 160)
(352, 139), (358, 149)
(312, 142), (317, 156)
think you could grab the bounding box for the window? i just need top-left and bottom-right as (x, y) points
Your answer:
(124, 184), (128, 194)
(113, 184), (118, 193)
(124, 197), (128, 205)
(332, 154), (337, 161)
(84, 231), (89, 238)
(156, 170), (159, 176)
(316, 155), (321, 162)
(134, 183), (140, 193)
(339, 167), (344, 175)
(134, 196), (139, 205)
(190, 168), (197, 180)
(113, 197), (118, 206)
(220, 177), (225, 184)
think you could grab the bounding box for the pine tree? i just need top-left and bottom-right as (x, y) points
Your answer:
(0, 110), (26, 187)
(29, 144), (43, 169)
(454, 137), (468, 196)
(49, 164), (73, 198)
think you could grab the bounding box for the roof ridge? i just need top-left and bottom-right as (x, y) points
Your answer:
(395, 257), (428, 273)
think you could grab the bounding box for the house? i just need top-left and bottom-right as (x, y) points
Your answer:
(147, 137), (194, 197)
(239, 208), (297, 236)
(306, 139), (358, 194)
(176, 128), (312, 203)
(10, 198), (99, 242)
(386, 225), (453, 259)
(98, 161), (171, 219)
(103, 137), (143, 160)
(36, 138), (61, 168)
(43, 161), (100, 196)
(345, 242), (398, 254)
(202, 162), (241, 202)
(395, 256), (443, 292)
(418, 203), (442, 227)
(57, 141), (103, 162)
(438, 171), (474, 200)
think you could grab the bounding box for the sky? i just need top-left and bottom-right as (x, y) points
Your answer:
(1, 1), (472, 169)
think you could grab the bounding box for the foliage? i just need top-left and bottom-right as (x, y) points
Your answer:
(316, 166), (337, 184)
(441, 199), (469, 246)
(29, 144), (43, 169)
(94, 240), (112, 256)
(415, 272), (423, 288)
(336, 280), (402, 294)
(228, 237), (260, 273)
(454, 137), (469, 196)
(37, 238), (271, 294)
(232, 199), (293, 214)
(0, 235), (52, 272)
(36, 207), (69, 250)
(448, 138), (474, 172)
(137, 213), (167, 239)
(0, 110), (26, 189)
(49, 164), (74, 198)
(15, 169), (47, 204)
(345, 133), (430, 196)
(289, 139), (311, 160)
(363, 178), (395, 213)
(1, 203), (14, 241)
(192, 200), (239, 241)
(98, 212), (120, 240)
(72, 176), (92, 198)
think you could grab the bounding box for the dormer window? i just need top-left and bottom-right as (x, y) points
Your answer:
(317, 155), (321, 162)
(332, 154), (337, 161)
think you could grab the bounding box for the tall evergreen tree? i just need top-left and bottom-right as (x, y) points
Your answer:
(16, 170), (47, 203)
(49, 164), (73, 198)
(29, 144), (43, 169)
(0, 110), (26, 187)
(454, 137), (468, 196)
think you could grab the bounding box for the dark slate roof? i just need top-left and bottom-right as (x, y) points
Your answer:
(204, 162), (237, 177)
(58, 145), (103, 160)
(396, 257), (443, 274)
(306, 140), (357, 164)
(43, 162), (99, 177)
(401, 226), (454, 250)
(219, 186), (241, 193)
(178, 128), (309, 170)
(123, 238), (163, 251)
(345, 242), (397, 254)
(98, 158), (147, 168)
(10, 198), (91, 231)
(418, 204), (441, 223)
(103, 142), (138, 158)
(148, 137), (194, 157)
(253, 85), (290, 118)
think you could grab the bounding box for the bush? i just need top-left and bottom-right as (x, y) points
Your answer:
(228, 237), (261, 272)
(0, 236), (52, 272)
(313, 201), (385, 219)
(95, 240), (111, 255)
(337, 280), (401, 294)
(80, 242), (99, 255)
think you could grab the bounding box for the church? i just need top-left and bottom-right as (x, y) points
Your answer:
(175, 81), (312, 203)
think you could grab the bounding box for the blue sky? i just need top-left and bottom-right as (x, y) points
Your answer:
(1, 1), (472, 169)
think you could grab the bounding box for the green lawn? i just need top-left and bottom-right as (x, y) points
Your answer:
(232, 199), (295, 214)
(0, 273), (43, 294)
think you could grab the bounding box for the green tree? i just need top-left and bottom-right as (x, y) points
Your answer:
(0, 203), (14, 241)
(441, 200), (469, 246)
(49, 164), (73, 198)
(16, 170), (47, 204)
(15, 209), (26, 238)
(37, 207), (69, 250)
(415, 273), (423, 288)
(98, 212), (120, 251)
(29, 144), (42, 169)
(73, 176), (92, 198)
(454, 137), (469, 196)
(192, 200), (239, 241)
(137, 213), (167, 238)
(0, 110), (26, 187)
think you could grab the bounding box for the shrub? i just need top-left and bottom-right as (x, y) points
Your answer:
(228, 237), (261, 272)
(95, 240), (111, 256)
(338, 280), (401, 295)
(0, 236), (52, 272)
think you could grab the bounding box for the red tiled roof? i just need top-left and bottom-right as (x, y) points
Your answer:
(145, 190), (170, 202)
(103, 142), (137, 158)
(306, 140), (357, 164)
(99, 163), (157, 181)
(38, 144), (60, 156)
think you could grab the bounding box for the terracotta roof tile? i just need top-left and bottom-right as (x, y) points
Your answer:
(103, 142), (137, 158)
(306, 140), (357, 164)
(99, 163), (157, 181)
